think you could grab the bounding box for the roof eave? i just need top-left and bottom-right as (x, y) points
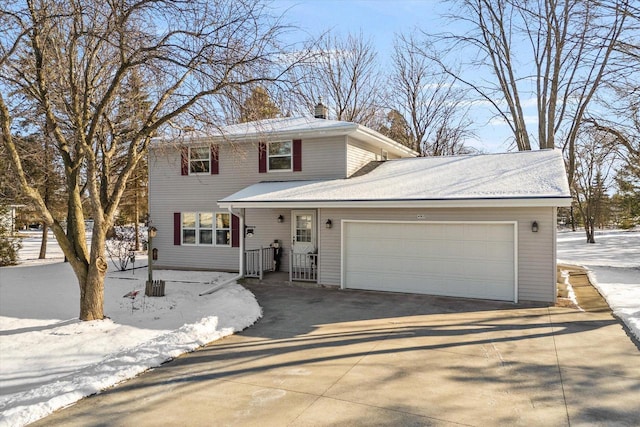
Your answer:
(218, 197), (573, 209)
(350, 124), (419, 157)
(151, 122), (360, 146)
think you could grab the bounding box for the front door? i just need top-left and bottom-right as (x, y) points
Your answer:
(291, 210), (316, 255)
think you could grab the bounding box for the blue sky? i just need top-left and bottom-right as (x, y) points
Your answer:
(272, 0), (517, 153)
(274, 0), (449, 62)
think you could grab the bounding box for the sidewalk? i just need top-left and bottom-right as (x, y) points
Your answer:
(558, 263), (611, 313)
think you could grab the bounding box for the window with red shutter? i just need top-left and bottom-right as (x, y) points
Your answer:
(258, 142), (267, 173)
(180, 147), (189, 175)
(293, 139), (302, 172)
(231, 214), (240, 247)
(174, 212), (181, 245)
(211, 145), (219, 175)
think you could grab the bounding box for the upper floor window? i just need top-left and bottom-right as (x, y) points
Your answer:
(189, 147), (210, 174)
(268, 141), (292, 171)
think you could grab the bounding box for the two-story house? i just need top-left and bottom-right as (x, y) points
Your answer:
(149, 110), (571, 303)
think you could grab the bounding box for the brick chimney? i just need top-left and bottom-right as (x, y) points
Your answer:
(314, 97), (328, 119)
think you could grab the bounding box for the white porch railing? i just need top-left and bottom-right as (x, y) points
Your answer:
(244, 247), (274, 280)
(289, 251), (318, 282)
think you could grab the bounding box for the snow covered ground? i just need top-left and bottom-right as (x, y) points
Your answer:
(0, 232), (262, 427)
(557, 228), (640, 342)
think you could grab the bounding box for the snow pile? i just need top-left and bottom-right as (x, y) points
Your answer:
(0, 259), (261, 427)
(557, 229), (640, 341)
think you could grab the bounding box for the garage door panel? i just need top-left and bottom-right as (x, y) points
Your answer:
(344, 222), (516, 302)
(463, 224), (488, 240)
(485, 242), (514, 261)
(488, 225), (514, 241)
(462, 241), (488, 258)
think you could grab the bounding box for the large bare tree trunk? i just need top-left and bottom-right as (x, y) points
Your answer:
(80, 271), (106, 320)
(80, 230), (108, 320)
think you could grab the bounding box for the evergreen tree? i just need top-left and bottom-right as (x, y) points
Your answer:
(239, 87), (281, 123)
(0, 203), (21, 266)
(614, 152), (640, 227)
(377, 109), (413, 149)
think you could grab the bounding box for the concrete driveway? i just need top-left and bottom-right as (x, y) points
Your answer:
(33, 284), (640, 426)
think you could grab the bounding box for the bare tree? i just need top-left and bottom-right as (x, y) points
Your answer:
(571, 129), (618, 243)
(0, 0), (298, 320)
(292, 31), (384, 125)
(388, 32), (473, 155)
(0, 121), (66, 257)
(427, 0), (630, 159)
(584, 2), (640, 161)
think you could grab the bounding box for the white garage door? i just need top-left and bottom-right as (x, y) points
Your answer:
(343, 221), (517, 302)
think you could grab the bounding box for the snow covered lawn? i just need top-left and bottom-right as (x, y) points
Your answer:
(0, 235), (262, 427)
(557, 229), (640, 342)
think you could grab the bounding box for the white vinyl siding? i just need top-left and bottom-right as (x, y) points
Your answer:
(346, 139), (379, 177)
(346, 136), (406, 176)
(317, 207), (556, 303)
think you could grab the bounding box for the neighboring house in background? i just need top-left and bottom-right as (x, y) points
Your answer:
(149, 109), (572, 303)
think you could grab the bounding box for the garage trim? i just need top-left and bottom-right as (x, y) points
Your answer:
(340, 220), (519, 303)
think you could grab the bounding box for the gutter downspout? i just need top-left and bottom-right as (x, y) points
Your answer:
(200, 206), (244, 296)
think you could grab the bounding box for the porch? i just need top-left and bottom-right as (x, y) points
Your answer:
(244, 247), (318, 283)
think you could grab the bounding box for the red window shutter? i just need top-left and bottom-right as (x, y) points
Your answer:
(180, 147), (189, 176)
(211, 145), (219, 175)
(231, 214), (240, 247)
(173, 212), (181, 245)
(258, 142), (267, 173)
(293, 139), (302, 172)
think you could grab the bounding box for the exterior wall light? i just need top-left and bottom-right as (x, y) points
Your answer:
(277, 215), (284, 223)
(531, 221), (539, 233)
(325, 219), (333, 229)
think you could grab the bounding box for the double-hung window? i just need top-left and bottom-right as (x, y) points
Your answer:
(215, 213), (231, 246)
(182, 212), (230, 246)
(189, 147), (210, 174)
(268, 141), (292, 171)
(182, 213), (212, 245)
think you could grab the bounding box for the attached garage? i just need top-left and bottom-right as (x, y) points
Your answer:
(219, 150), (572, 303)
(342, 221), (517, 302)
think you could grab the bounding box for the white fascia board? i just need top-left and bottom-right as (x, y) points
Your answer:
(218, 197), (573, 210)
(153, 125), (358, 146)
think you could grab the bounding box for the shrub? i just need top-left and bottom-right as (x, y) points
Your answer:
(105, 225), (147, 271)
